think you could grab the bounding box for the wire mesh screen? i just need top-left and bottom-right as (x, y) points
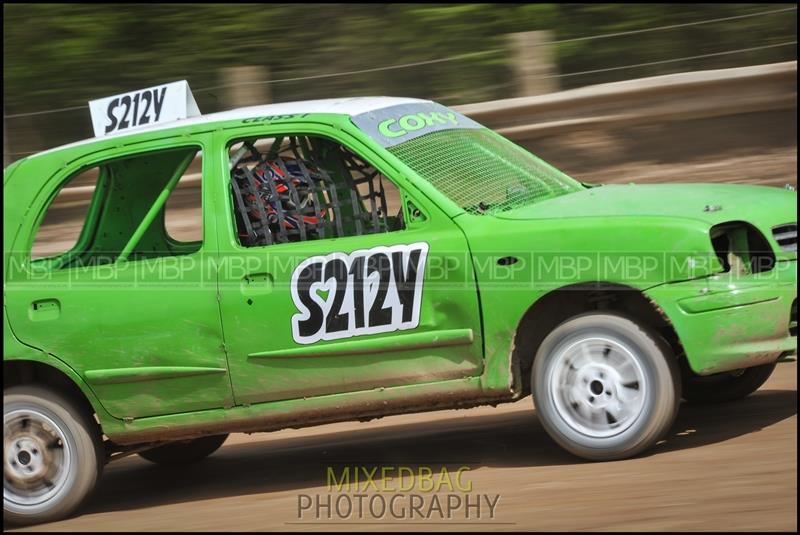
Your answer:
(388, 129), (583, 215)
(230, 136), (396, 246)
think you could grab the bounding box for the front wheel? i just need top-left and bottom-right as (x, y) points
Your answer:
(682, 362), (777, 404)
(4, 385), (104, 526)
(138, 434), (228, 465)
(531, 312), (681, 461)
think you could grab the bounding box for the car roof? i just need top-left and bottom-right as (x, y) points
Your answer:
(31, 96), (432, 158)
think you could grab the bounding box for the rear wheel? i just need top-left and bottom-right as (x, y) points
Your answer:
(682, 362), (777, 404)
(532, 312), (681, 461)
(4, 385), (104, 526)
(138, 434), (228, 465)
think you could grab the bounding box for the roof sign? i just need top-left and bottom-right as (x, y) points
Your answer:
(88, 80), (201, 137)
(351, 102), (483, 148)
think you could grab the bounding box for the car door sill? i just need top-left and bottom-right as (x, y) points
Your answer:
(103, 375), (516, 445)
(247, 328), (475, 360)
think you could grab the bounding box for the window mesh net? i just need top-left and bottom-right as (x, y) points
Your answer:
(230, 136), (393, 246)
(388, 129), (582, 215)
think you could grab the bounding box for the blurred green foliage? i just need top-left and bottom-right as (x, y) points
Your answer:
(3, 3), (796, 152)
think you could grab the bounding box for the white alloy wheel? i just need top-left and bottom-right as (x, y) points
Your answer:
(4, 386), (103, 526)
(532, 312), (680, 461)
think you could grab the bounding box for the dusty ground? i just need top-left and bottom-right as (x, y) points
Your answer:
(10, 360), (797, 532)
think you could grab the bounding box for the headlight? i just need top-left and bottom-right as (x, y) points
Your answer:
(709, 222), (775, 275)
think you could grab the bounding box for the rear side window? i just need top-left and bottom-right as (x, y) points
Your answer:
(31, 167), (100, 260)
(164, 156), (203, 244)
(30, 146), (203, 269)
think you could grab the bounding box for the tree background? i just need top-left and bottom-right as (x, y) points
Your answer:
(3, 3), (797, 157)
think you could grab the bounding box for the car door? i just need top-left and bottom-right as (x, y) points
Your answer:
(214, 124), (484, 405)
(4, 138), (234, 420)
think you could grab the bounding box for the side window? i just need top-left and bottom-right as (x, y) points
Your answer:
(228, 135), (404, 247)
(164, 154), (203, 244)
(31, 167), (100, 260)
(30, 146), (203, 269)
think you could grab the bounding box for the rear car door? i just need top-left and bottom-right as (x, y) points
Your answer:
(4, 138), (233, 420)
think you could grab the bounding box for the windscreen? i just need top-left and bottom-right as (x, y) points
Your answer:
(352, 103), (583, 215)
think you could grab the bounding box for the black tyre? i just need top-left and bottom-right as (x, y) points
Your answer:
(531, 312), (681, 461)
(682, 362), (777, 404)
(4, 385), (104, 526)
(138, 434), (228, 465)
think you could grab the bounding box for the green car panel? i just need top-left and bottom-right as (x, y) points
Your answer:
(212, 122), (485, 407)
(5, 137), (233, 420)
(3, 98), (797, 446)
(646, 262), (797, 374)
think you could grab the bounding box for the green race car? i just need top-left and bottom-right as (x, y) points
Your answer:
(3, 94), (797, 525)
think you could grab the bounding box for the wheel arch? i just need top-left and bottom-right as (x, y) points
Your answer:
(511, 282), (686, 397)
(4, 358), (116, 433)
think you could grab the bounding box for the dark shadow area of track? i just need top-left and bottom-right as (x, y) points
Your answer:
(81, 388), (796, 515)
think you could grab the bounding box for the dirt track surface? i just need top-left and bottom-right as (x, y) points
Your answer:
(11, 360), (797, 532)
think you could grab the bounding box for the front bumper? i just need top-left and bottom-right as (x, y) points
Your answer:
(646, 260), (797, 375)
